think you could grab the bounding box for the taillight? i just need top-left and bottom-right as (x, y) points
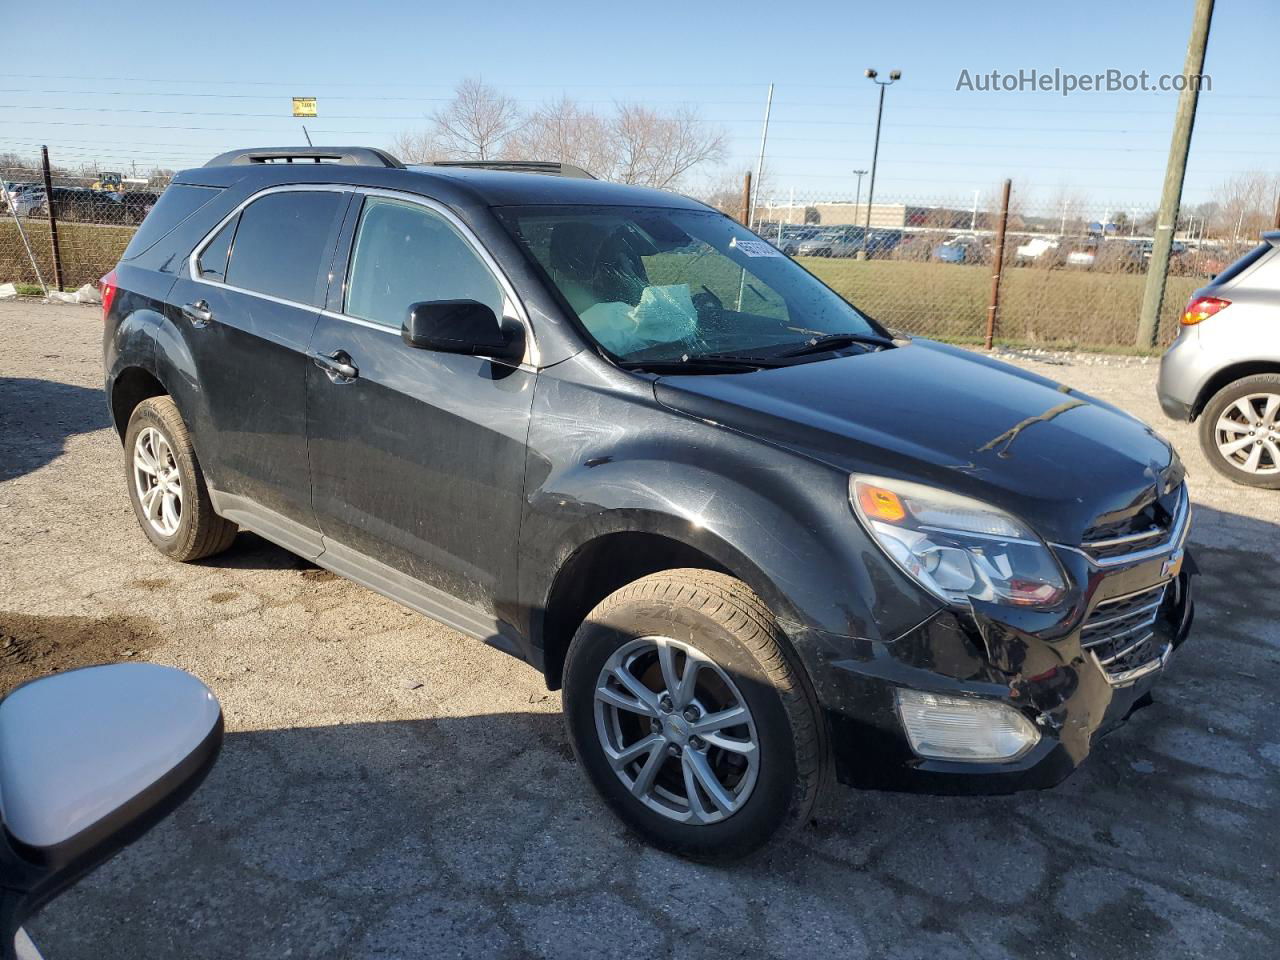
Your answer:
(1182, 295), (1229, 326)
(99, 269), (118, 322)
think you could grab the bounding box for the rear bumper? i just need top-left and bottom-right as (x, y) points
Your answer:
(1157, 329), (1205, 421)
(784, 556), (1195, 795)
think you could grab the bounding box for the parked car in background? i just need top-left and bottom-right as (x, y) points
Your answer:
(864, 228), (903, 258)
(103, 146), (1196, 859)
(1159, 231), (1280, 489)
(119, 190), (161, 226)
(795, 226), (902, 260)
(1138, 239), (1188, 261)
(1065, 241), (1099, 268)
(932, 235), (984, 264)
(12, 187), (46, 218)
(795, 225), (862, 258)
(776, 224), (819, 256)
(1, 182), (38, 211)
(1014, 236), (1059, 265)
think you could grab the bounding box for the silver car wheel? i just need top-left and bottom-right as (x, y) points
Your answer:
(133, 426), (183, 537)
(1214, 393), (1280, 476)
(593, 635), (760, 825)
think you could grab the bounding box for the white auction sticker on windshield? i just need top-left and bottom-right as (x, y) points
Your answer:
(730, 238), (783, 258)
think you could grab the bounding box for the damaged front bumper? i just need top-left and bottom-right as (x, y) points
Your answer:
(783, 547), (1196, 795)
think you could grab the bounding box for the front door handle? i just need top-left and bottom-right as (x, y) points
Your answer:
(310, 350), (359, 383)
(181, 300), (213, 327)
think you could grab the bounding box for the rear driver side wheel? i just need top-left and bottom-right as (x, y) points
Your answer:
(124, 397), (238, 561)
(562, 569), (826, 860)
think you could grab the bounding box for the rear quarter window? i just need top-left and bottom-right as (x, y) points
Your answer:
(1212, 241), (1273, 287)
(121, 184), (221, 260)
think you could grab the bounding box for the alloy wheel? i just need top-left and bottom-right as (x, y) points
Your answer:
(593, 635), (760, 825)
(133, 426), (183, 536)
(1214, 393), (1280, 476)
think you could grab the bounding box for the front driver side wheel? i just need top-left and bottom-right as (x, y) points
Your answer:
(124, 397), (238, 561)
(562, 569), (826, 860)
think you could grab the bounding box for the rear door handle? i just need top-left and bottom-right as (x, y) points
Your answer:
(181, 300), (213, 327)
(310, 350), (359, 383)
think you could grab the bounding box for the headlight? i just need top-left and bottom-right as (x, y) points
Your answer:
(850, 475), (1067, 608)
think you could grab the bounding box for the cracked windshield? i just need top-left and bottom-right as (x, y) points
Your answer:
(497, 205), (882, 363)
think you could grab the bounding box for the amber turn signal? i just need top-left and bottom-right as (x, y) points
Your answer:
(856, 483), (906, 523)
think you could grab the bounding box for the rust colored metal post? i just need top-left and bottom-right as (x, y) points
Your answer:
(740, 171), (752, 227)
(984, 178), (1012, 350)
(40, 145), (65, 291)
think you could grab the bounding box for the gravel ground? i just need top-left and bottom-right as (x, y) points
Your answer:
(2, 301), (1277, 960)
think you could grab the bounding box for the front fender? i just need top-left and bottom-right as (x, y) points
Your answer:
(518, 358), (941, 646)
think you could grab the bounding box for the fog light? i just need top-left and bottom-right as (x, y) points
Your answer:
(896, 690), (1039, 762)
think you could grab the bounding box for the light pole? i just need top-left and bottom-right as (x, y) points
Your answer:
(860, 68), (901, 259)
(852, 169), (867, 230)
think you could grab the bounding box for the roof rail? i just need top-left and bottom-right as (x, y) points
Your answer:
(204, 146), (404, 168)
(425, 160), (597, 180)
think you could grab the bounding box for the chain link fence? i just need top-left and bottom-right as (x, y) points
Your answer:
(744, 186), (1263, 352)
(1, 155), (170, 291)
(1, 150), (1269, 352)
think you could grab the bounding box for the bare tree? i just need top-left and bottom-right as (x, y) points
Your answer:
(504, 97), (614, 176)
(390, 84), (725, 187)
(609, 104), (726, 189)
(427, 78), (525, 161)
(390, 129), (445, 164)
(1210, 171), (1279, 245)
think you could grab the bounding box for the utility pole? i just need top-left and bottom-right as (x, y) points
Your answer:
(749, 83), (774, 230)
(852, 169), (867, 227)
(860, 69), (901, 259)
(985, 179), (1012, 350)
(1136, 0), (1214, 348)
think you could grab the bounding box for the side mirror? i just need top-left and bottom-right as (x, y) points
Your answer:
(401, 300), (524, 363)
(0, 664), (222, 959)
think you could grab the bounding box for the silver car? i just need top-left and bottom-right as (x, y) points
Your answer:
(1158, 231), (1280, 488)
(795, 226), (862, 258)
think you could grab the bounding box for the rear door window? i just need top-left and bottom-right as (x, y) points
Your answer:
(121, 184), (221, 260)
(224, 190), (347, 306)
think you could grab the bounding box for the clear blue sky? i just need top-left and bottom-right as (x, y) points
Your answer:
(1, 0), (1274, 211)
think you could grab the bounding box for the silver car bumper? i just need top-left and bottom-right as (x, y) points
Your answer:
(1157, 327), (1206, 421)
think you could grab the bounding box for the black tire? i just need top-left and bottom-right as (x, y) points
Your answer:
(1197, 374), (1280, 490)
(562, 569), (826, 860)
(123, 396), (238, 561)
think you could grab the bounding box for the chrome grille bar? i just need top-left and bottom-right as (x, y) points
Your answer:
(1063, 483), (1190, 568)
(1081, 580), (1171, 686)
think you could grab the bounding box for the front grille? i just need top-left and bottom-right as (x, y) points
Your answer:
(1080, 483), (1188, 564)
(1081, 581), (1169, 685)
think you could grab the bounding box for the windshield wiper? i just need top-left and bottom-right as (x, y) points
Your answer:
(616, 354), (785, 374)
(775, 332), (894, 358)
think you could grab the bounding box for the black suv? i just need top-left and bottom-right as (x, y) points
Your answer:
(103, 147), (1195, 859)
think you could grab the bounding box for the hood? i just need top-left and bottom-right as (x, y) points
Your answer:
(654, 339), (1178, 546)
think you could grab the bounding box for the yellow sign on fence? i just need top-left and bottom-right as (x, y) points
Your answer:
(291, 97), (317, 118)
